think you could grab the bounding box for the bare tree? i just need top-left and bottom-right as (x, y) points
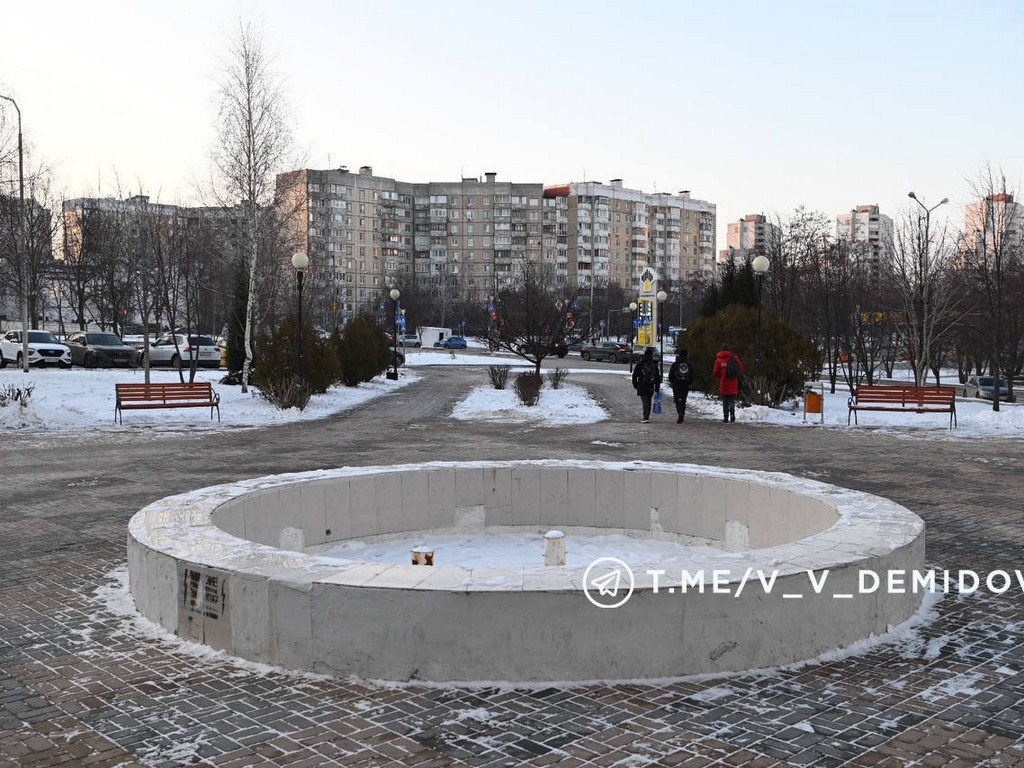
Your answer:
(212, 21), (292, 392)
(490, 262), (584, 374)
(960, 167), (1024, 408)
(886, 197), (965, 387)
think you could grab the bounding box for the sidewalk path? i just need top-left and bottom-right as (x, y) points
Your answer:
(2, 367), (1023, 766)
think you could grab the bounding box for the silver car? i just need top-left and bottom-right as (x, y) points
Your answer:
(146, 333), (220, 369)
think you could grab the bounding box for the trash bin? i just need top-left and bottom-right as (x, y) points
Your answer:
(805, 390), (823, 414)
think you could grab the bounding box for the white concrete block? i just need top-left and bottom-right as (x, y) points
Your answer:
(348, 475), (377, 537)
(375, 473), (403, 534)
(624, 469), (652, 531)
(298, 481), (328, 546)
(324, 480), (352, 542)
(400, 471), (430, 532)
(427, 468), (457, 529)
(594, 469), (625, 529)
(511, 466), (541, 526)
(455, 467), (485, 507)
(566, 469), (597, 527)
(539, 468), (569, 528)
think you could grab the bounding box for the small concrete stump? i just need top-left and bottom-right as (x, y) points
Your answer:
(544, 529), (566, 566)
(411, 545), (435, 566)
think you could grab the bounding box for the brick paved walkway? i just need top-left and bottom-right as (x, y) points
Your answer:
(2, 366), (1024, 767)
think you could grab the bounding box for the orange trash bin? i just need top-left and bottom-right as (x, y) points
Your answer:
(805, 390), (823, 414)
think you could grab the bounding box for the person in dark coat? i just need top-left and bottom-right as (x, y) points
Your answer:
(667, 348), (694, 424)
(631, 347), (662, 423)
(712, 344), (743, 423)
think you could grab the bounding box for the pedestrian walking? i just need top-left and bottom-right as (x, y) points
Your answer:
(632, 347), (662, 423)
(667, 348), (694, 424)
(712, 344), (743, 423)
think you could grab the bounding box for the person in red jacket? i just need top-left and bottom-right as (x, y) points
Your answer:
(712, 344), (743, 423)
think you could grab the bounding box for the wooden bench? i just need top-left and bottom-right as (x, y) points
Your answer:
(848, 384), (957, 429)
(115, 382), (220, 424)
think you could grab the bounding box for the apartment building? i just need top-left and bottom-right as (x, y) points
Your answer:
(543, 180), (716, 293)
(836, 204), (893, 273)
(62, 195), (244, 333)
(718, 214), (780, 265)
(964, 192), (1023, 255)
(279, 168), (716, 324)
(278, 167), (545, 324)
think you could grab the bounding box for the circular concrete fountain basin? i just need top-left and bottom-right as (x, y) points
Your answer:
(127, 460), (925, 682)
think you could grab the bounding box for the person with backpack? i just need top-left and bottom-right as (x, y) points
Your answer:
(712, 344), (743, 423)
(667, 348), (694, 424)
(631, 347), (662, 423)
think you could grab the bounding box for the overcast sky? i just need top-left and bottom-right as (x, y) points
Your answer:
(1, 0), (1021, 248)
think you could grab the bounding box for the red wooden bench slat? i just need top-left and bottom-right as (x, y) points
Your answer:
(848, 384), (956, 428)
(115, 382), (220, 424)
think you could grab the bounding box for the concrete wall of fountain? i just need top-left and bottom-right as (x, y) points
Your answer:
(127, 461), (926, 682)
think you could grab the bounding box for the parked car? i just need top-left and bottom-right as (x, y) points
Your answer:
(580, 341), (631, 363)
(436, 336), (467, 349)
(146, 333), (220, 369)
(65, 331), (141, 368)
(969, 375), (1011, 401)
(630, 347), (662, 364)
(0, 329), (72, 368)
(399, 334), (421, 348)
(517, 339), (569, 358)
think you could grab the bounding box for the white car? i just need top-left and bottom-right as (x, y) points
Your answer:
(146, 333), (220, 369)
(0, 329), (72, 368)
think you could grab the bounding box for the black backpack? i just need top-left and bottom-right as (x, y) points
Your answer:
(725, 356), (740, 380)
(673, 361), (693, 385)
(639, 360), (659, 386)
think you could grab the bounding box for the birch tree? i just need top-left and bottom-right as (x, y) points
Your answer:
(212, 22), (291, 392)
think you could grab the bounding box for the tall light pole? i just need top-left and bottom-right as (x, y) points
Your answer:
(907, 192), (948, 387)
(628, 301), (638, 372)
(291, 251), (308, 381)
(656, 290), (668, 376)
(752, 254), (770, 405)
(0, 94), (28, 372)
(388, 288), (401, 380)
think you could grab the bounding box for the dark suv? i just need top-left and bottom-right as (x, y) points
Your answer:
(580, 341), (630, 363)
(517, 339), (569, 358)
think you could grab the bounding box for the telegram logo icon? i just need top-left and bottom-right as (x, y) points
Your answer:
(582, 557), (635, 608)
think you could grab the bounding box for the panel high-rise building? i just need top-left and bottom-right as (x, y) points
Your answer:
(278, 167), (545, 325)
(836, 204), (893, 273)
(718, 214), (779, 266)
(542, 180), (716, 292)
(281, 168), (716, 325)
(964, 192), (1023, 255)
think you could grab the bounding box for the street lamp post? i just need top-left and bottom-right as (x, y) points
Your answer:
(907, 191), (949, 387)
(628, 301), (638, 372)
(752, 254), (770, 405)
(0, 94), (29, 372)
(291, 251), (308, 381)
(656, 290), (668, 375)
(388, 288), (401, 380)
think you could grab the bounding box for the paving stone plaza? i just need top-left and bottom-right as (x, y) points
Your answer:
(3, 366), (1024, 767)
